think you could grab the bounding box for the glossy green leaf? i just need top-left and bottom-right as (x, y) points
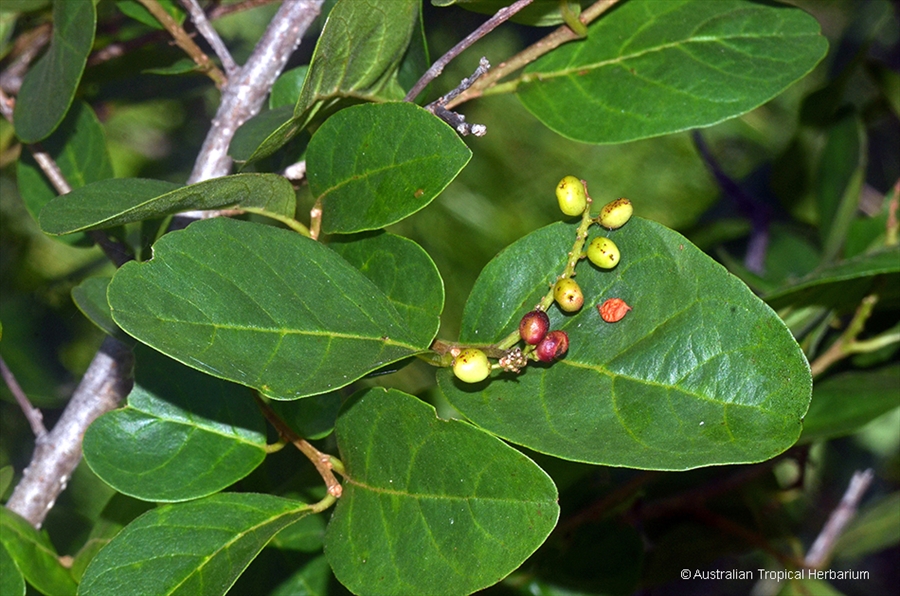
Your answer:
(270, 66), (308, 110)
(268, 393), (342, 440)
(329, 231), (444, 345)
(16, 101), (114, 239)
(72, 276), (118, 336)
(0, 508), (76, 596)
(79, 493), (312, 596)
(40, 174), (295, 235)
(271, 514), (326, 552)
(308, 102), (471, 234)
(326, 388), (559, 595)
(243, 0), (418, 163)
(800, 365), (900, 444)
(0, 543), (25, 596)
(440, 219), (811, 469)
(83, 346), (267, 502)
(229, 106), (298, 163)
(516, 0), (828, 144)
(764, 247), (900, 309)
(13, 0), (96, 142)
(108, 218), (425, 399)
(816, 112), (866, 261)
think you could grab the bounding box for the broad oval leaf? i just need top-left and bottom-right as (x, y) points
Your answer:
(72, 276), (118, 336)
(329, 231), (444, 346)
(40, 174), (296, 235)
(325, 388), (559, 596)
(83, 346), (267, 502)
(108, 218), (424, 399)
(0, 508), (76, 596)
(308, 102), (471, 234)
(78, 493), (311, 596)
(439, 219), (812, 470)
(13, 0), (96, 142)
(517, 0), (828, 144)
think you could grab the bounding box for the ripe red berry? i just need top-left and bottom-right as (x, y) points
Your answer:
(519, 310), (550, 345)
(536, 330), (569, 362)
(598, 298), (631, 323)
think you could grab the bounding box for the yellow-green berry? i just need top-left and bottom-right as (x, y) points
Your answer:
(452, 348), (491, 383)
(599, 198), (633, 229)
(587, 237), (620, 269)
(556, 175), (587, 217)
(553, 278), (584, 312)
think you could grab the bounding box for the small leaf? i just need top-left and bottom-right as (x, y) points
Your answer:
(270, 66), (308, 110)
(83, 346), (267, 502)
(143, 58), (201, 75)
(269, 393), (342, 440)
(78, 493), (312, 596)
(13, 0), (96, 142)
(270, 555), (331, 596)
(329, 231), (444, 346)
(16, 101), (114, 241)
(517, 0), (828, 144)
(440, 219), (811, 469)
(0, 508), (76, 596)
(326, 388), (559, 595)
(307, 102), (471, 234)
(229, 106), (299, 163)
(799, 365), (900, 444)
(271, 514), (326, 552)
(108, 218), (424, 399)
(764, 247), (900, 309)
(72, 276), (118, 336)
(40, 174), (296, 235)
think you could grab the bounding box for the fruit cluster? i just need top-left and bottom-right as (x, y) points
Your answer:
(450, 176), (634, 384)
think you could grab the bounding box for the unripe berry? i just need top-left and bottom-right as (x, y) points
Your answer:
(599, 198), (633, 229)
(519, 310), (550, 345)
(536, 330), (569, 362)
(556, 175), (587, 217)
(452, 348), (491, 383)
(553, 278), (584, 312)
(598, 298), (631, 323)
(587, 236), (619, 269)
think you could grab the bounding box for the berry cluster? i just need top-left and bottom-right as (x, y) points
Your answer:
(450, 176), (634, 384)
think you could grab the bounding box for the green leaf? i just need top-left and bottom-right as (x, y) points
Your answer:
(13, 0), (96, 142)
(242, 0), (419, 164)
(83, 346), (267, 502)
(270, 554), (331, 596)
(108, 218), (425, 399)
(834, 492), (900, 560)
(72, 276), (119, 336)
(0, 508), (76, 596)
(16, 101), (114, 241)
(0, 465), (14, 499)
(229, 106), (299, 163)
(40, 174), (296, 235)
(440, 219), (811, 469)
(78, 493), (312, 596)
(143, 58), (201, 75)
(0, 543), (25, 596)
(434, 0), (592, 27)
(764, 247), (900, 309)
(307, 102), (471, 234)
(516, 0), (828, 144)
(270, 66), (308, 110)
(271, 514), (326, 552)
(268, 393), (342, 441)
(326, 388), (559, 595)
(816, 111), (866, 261)
(800, 365), (900, 444)
(329, 231), (444, 346)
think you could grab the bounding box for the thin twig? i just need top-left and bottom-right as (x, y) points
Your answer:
(809, 294), (879, 377)
(5, 338), (134, 528)
(0, 23), (51, 95)
(209, 0), (280, 20)
(181, 0), (238, 75)
(427, 58), (491, 136)
(136, 0), (227, 88)
(445, 0), (621, 109)
(804, 469), (875, 569)
(255, 395), (342, 498)
(0, 356), (46, 438)
(403, 0), (534, 103)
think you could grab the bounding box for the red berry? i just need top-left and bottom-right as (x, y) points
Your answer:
(536, 330), (569, 362)
(519, 310), (550, 345)
(598, 298), (631, 323)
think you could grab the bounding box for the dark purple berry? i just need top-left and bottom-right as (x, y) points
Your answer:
(519, 310), (550, 345)
(536, 330), (569, 362)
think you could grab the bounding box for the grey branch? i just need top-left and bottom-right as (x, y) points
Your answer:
(187, 0), (325, 184)
(181, 0), (238, 75)
(5, 338), (134, 528)
(804, 468), (875, 569)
